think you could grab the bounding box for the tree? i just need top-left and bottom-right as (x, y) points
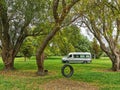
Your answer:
(76, 0), (120, 71)
(61, 25), (91, 52)
(75, 35), (91, 52)
(20, 37), (34, 61)
(0, 0), (48, 70)
(91, 38), (102, 59)
(52, 35), (75, 55)
(36, 0), (80, 75)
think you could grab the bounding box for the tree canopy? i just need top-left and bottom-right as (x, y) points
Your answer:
(75, 0), (120, 71)
(0, 0), (50, 70)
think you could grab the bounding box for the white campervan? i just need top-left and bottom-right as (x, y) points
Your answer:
(62, 52), (92, 64)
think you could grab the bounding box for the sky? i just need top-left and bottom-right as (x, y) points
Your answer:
(80, 27), (94, 41)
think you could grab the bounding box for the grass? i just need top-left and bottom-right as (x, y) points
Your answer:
(0, 56), (120, 90)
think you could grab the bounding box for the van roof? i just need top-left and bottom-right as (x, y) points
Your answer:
(68, 52), (91, 55)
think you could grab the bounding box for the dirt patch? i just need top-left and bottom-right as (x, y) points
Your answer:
(0, 70), (39, 78)
(40, 78), (98, 90)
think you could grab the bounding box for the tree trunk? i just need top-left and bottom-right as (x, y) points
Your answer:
(36, 53), (45, 75)
(112, 61), (120, 71)
(36, 25), (60, 76)
(100, 44), (120, 71)
(4, 59), (15, 70)
(24, 57), (27, 62)
(1, 49), (15, 71)
(111, 55), (120, 71)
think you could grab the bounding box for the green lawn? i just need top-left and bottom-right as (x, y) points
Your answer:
(0, 56), (120, 90)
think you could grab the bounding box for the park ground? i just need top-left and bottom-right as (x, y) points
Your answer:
(0, 56), (120, 90)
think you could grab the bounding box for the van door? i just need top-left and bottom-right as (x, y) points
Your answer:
(67, 54), (73, 63)
(73, 54), (81, 63)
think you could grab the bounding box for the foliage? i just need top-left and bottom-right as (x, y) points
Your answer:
(75, 35), (91, 52)
(90, 38), (103, 59)
(20, 37), (34, 61)
(48, 25), (91, 55)
(28, 25), (91, 56)
(61, 25), (90, 52)
(0, 0), (47, 44)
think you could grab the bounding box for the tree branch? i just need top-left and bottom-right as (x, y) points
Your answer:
(61, 15), (80, 27)
(13, 34), (26, 57)
(26, 29), (46, 36)
(59, 0), (80, 23)
(62, 0), (66, 8)
(53, 0), (59, 23)
(62, 0), (66, 13)
(116, 18), (120, 42)
(0, 17), (2, 39)
(0, 0), (11, 48)
(0, 45), (2, 49)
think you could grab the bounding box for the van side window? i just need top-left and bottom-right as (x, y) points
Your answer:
(80, 55), (85, 58)
(74, 54), (80, 58)
(85, 55), (90, 58)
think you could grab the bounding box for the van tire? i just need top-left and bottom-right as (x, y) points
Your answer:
(66, 60), (69, 63)
(61, 64), (74, 78)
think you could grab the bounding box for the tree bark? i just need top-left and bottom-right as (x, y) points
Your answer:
(111, 52), (120, 71)
(36, 53), (45, 75)
(105, 48), (120, 71)
(1, 49), (15, 70)
(4, 60), (15, 70)
(111, 60), (120, 71)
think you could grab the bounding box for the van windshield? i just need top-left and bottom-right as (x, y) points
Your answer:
(68, 54), (72, 58)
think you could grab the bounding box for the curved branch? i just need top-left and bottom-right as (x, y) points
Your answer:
(53, 0), (59, 23)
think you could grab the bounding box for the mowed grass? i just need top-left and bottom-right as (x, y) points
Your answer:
(0, 56), (120, 90)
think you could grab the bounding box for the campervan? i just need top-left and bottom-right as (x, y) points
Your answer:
(62, 52), (92, 64)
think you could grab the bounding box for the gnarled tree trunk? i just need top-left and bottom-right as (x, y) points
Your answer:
(1, 49), (15, 70)
(36, 25), (60, 75)
(103, 47), (120, 71)
(111, 50), (120, 71)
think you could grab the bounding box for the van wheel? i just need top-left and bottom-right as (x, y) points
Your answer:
(61, 64), (74, 78)
(66, 60), (69, 63)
